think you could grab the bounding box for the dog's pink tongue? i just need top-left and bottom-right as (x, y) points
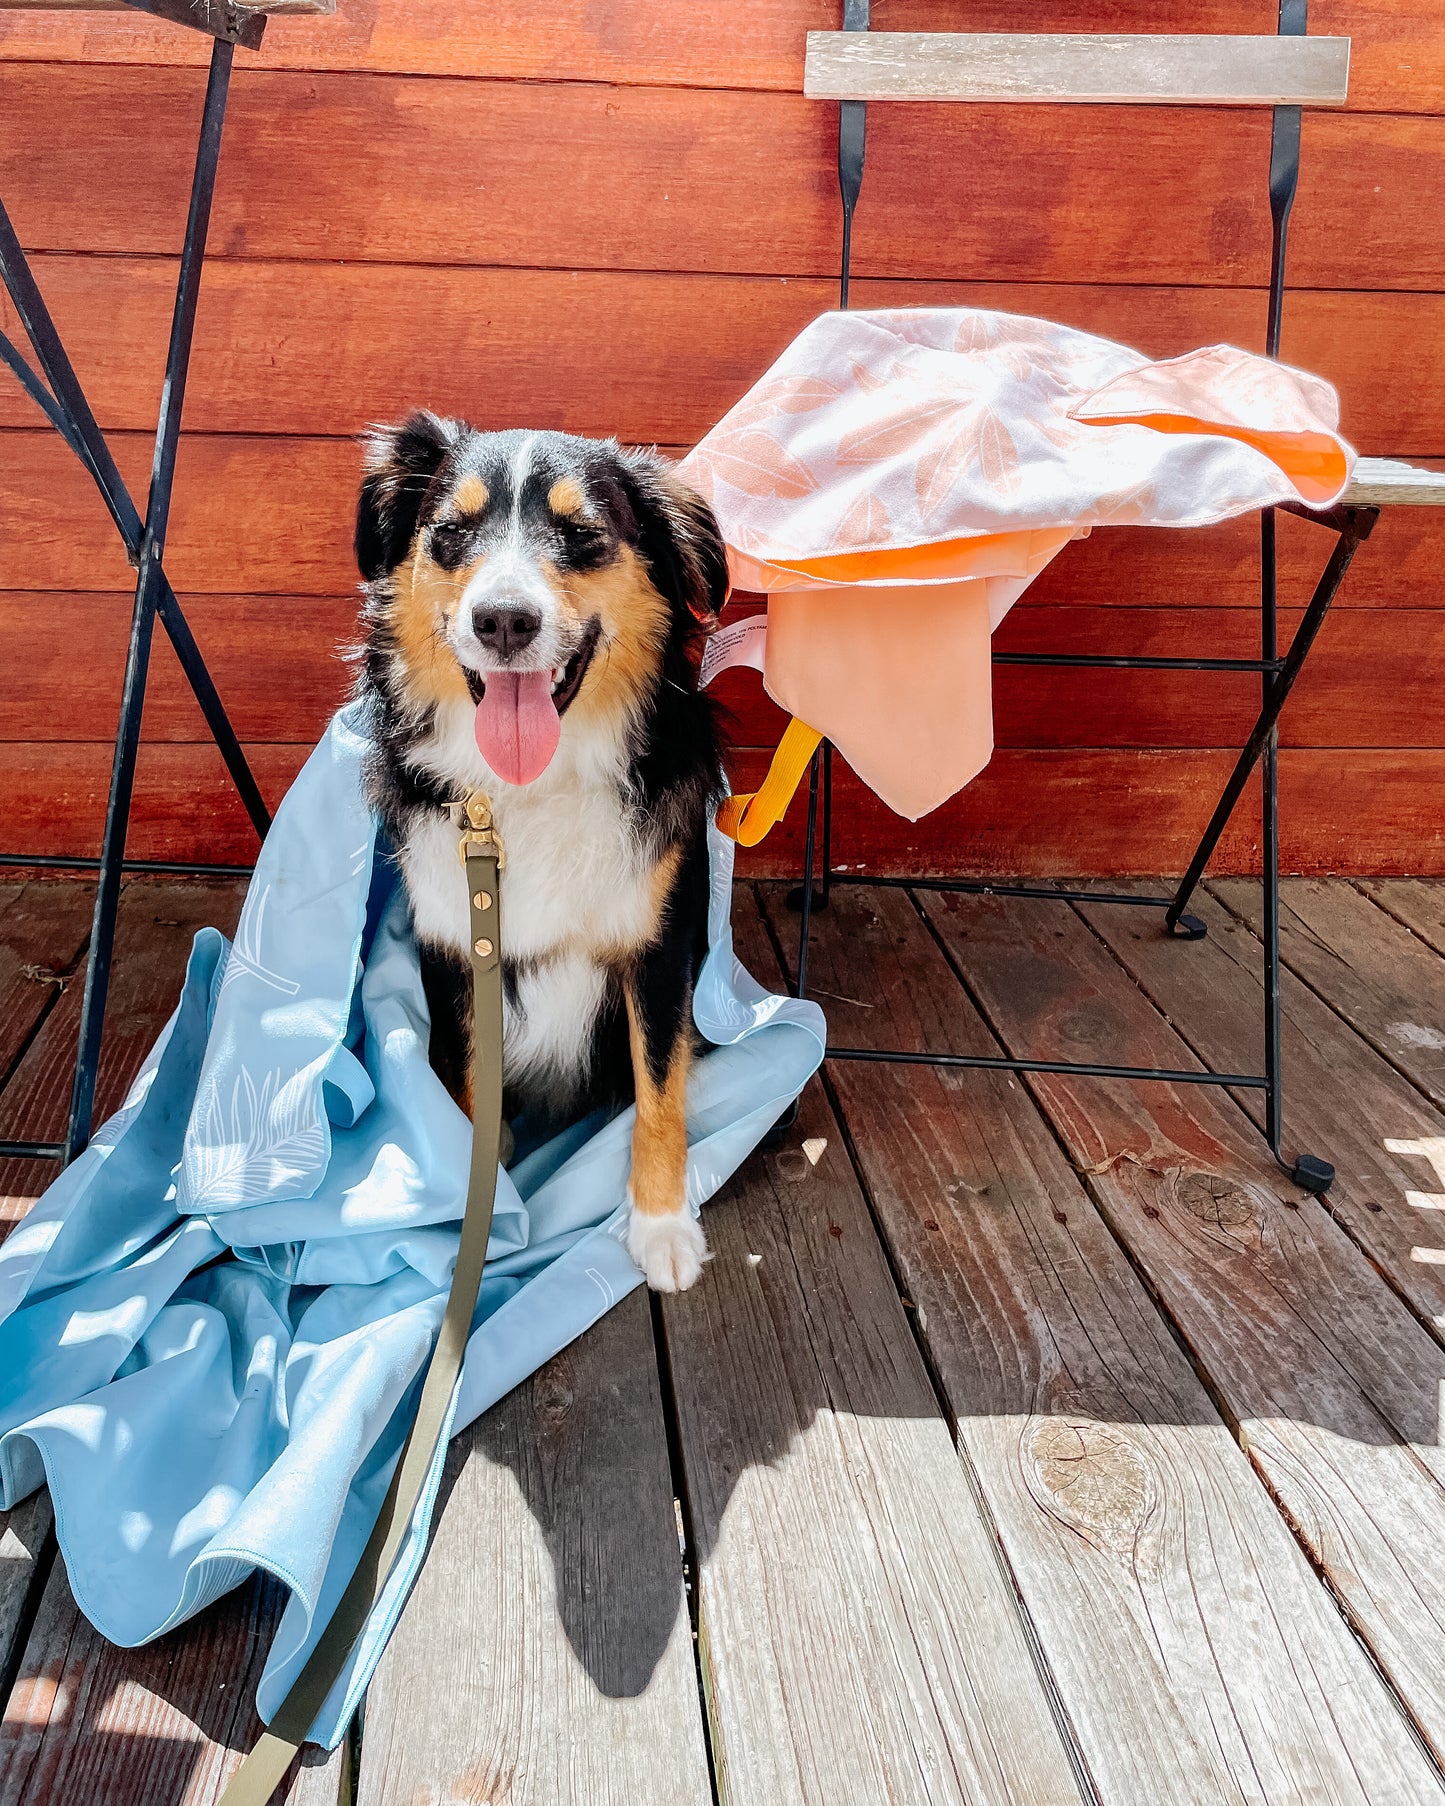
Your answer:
(473, 671), (561, 785)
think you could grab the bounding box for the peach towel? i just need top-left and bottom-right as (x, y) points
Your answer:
(678, 307), (1354, 821)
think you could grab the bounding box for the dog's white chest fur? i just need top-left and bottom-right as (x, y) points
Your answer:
(400, 699), (653, 1097)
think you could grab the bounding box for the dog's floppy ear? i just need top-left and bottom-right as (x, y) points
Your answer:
(621, 452), (730, 628)
(356, 411), (459, 581)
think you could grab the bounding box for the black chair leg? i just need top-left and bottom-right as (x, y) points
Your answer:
(768, 750), (828, 1141)
(0, 40), (262, 1166)
(67, 39), (236, 1159)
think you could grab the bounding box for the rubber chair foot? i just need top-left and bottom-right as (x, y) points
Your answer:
(1291, 1153), (1335, 1195)
(1168, 913), (1208, 941)
(761, 1098), (801, 1150)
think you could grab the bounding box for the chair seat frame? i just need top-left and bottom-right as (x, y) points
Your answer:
(786, 0), (1383, 1195)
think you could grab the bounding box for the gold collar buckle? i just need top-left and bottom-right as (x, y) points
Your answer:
(457, 791), (506, 869)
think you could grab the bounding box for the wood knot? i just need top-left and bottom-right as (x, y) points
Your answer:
(1025, 1415), (1152, 1553)
(1059, 998), (1126, 1051)
(532, 1359), (574, 1429)
(1174, 1171), (1264, 1242)
(945, 1177), (991, 1205)
(452, 1754), (515, 1803)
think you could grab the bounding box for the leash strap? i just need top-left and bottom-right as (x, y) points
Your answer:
(715, 716), (823, 847)
(219, 796), (505, 1806)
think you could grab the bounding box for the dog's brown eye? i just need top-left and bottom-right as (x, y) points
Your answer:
(429, 521), (468, 557)
(558, 516), (612, 570)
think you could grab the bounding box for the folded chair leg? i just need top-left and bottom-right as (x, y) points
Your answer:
(1258, 690), (1325, 1189)
(1260, 507), (1286, 1172)
(796, 750), (821, 999)
(69, 586), (161, 1161)
(0, 58), (270, 848)
(1262, 507), (1336, 1195)
(768, 748), (827, 1141)
(0, 329), (269, 845)
(1165, 505), (1378, 940)
(0, 329), (88, 460)
(155, 584), (272, 839)
(820, 741), (834, 909)
(1167, 500), (1376, 1197)
(0, 208), (139, 551)
(786, 744), (831, 920)
(65, 39), (236, 1159)
(1260, 714), (1333, 1194)
(767, 0), (863, 1146)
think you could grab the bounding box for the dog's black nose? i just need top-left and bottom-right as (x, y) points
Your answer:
(473, 606), (542, 658)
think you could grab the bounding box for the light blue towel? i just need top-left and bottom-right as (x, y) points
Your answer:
(0, 704), (824, 1746)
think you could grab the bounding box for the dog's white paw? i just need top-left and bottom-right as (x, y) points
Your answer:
(627, 1205), (707, 1293)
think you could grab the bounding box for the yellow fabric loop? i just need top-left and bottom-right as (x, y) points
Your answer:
(716, 717), (824, 847)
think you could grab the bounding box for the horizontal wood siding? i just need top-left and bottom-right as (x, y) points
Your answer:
(0, 0), (1439, 116)
(0, 1), (1440, 875)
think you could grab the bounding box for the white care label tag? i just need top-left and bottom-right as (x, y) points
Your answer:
(700, 613), (768, 689)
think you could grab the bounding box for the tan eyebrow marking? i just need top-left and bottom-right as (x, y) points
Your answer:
(452, 474), (490, 514)
(548, 476), (587, 519)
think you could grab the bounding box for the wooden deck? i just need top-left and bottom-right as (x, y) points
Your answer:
(3, 872), (1445, 1804)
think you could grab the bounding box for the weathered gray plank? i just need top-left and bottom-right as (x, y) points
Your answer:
(1212, 877), (1445, 1110)
(920, 885), (1445, 1776)
(682, 1124), (1076, 1805)
(0, 1562), (335, 1806)
(279, 1741), (346, 1806)
(1359, 877), (1445, 958)
(356, 1289), (712, 1806)
(660, 896), (1084, 1806)
(1078, 881), (1445, 1335)
(803, 31), (1350, 107)
(770, 880), (1445, 1804)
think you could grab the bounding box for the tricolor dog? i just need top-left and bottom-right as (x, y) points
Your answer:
(355, 414), (728, 1292)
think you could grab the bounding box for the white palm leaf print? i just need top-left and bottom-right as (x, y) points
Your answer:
(182, 1065), (327, 1208)
(219, 884), (301, 997)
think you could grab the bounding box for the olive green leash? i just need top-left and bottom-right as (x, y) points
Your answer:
(219, 794), (505, 1806)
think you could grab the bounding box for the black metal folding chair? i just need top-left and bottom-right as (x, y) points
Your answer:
(0, 0), (331, 1164)
(787, 8), (1445, 1194)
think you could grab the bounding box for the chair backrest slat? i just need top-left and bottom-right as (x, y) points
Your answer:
(1344, 459), (1445, 507)
(804, 31), (1349, 108)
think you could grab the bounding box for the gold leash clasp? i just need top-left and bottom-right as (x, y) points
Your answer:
(458, 791), (506, 868)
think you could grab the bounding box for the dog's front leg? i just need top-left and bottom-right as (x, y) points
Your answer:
(624, 944), (705, 1292)
(419, 942), (474, 1116)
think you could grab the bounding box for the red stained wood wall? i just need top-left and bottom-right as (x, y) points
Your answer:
(1, 1), (1442, 877)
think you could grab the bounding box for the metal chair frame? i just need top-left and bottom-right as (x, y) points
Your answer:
(0, 9), (274, 1164)
(787, 0), (1382, 1194)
